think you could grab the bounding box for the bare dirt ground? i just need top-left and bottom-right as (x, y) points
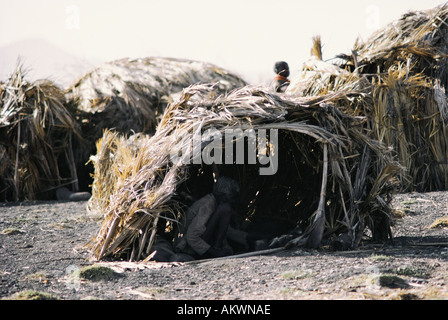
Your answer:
(0, 191), (447, 300)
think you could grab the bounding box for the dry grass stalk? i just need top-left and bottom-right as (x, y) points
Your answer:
(311, 35), (323, 60)
(87, 84), (399, 261)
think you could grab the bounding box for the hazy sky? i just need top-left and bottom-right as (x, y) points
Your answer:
(0, 0), (445, 84)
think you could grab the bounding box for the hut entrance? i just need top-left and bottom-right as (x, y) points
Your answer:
(167, 129), (324, 258)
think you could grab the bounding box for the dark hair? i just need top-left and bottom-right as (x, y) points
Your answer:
(274, 61), (290, 77)
(213, 177), (240, 204)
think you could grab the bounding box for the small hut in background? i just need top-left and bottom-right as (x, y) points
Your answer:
(288, 4), (448, 192)
(66, 56), (246, 143)
(87, 84), (399, 261)
(0, 64), (82, 201)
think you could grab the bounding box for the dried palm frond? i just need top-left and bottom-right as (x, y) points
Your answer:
(311, 35), (323, 60)
(87, 84), (399, 261)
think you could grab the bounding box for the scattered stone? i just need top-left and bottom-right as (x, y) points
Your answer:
(56, 187), (91, 201)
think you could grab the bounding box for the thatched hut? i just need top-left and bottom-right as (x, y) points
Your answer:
(0, 64), (82, 201)
(87, 84), (399, 261)
(66, 56), (246, 141)
(288, 4), (448, 192)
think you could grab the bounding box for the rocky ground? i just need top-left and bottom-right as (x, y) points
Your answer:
(0, 191), (447, 301)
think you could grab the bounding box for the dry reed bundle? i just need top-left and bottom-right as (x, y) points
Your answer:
(86, 130), (152, 216)
(87, 84), (399, 261)
(288, 3), (448, 191)
(0, 63), (82, 201)
(370, 66), (447, 191)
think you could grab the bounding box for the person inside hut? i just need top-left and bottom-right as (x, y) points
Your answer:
(172, 176), (250, 261)
(272, 61), (290, 93)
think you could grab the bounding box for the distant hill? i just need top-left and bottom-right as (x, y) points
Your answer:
(0, 38), (102, 88)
